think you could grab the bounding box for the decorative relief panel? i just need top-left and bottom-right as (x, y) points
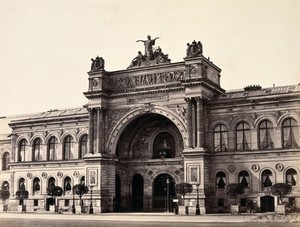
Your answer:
(107, 109), (131, 140)
(108, 70), (184, 90)
(167, 104), (187, 124)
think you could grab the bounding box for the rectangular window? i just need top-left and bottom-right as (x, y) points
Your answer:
(65, 199), (70, 207)
(34, 199), (38, 206)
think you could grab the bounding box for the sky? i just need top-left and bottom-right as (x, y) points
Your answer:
(0, 0), (299, 117)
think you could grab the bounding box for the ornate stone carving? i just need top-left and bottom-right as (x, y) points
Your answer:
(27, 173), (33, 179)
(107, 109), (131, 139)
(57, 172), (63, 178)
(168, 104), (187, 124)
(190, 65), (198, 76)
(228, 165), (236, 173)
(251, 164), (260, 172)
(109, 71), (184, 90)
(73, 171), (80, 178)
(42, 172), (48, 179)
(186, 40), (203, 58)
(90, 56), (105, 71)
(275, 163), (284, 171)
(141, 103), (154, 112)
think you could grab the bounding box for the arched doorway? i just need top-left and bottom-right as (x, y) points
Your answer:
(153, 174), (175, 212)
(260, 195), (275, 212)
(46, 198), (55, 211)
(132, 174), (144, 211)
(115, 174), (121, 212)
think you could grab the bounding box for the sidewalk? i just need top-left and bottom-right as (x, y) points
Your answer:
(0, 211), (258, 223)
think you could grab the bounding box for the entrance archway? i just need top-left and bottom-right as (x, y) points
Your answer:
(46, 198), (55, 211)
(132, 174), (144, 211)
(153, 174), (175, 212)
(260, 195), (275, 212)
(115, 174), (121, 212)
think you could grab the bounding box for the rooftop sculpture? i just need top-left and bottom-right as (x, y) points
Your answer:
(90, 56), (105, 72)
(129, 35), (171, 68)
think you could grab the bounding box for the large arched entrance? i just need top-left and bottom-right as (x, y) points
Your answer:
(260, 195), (275, 212)
(153, 174), (175, 212)
(114, 113), (184, 212)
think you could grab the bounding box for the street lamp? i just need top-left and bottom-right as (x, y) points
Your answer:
(166, 179), (170, 212)
(72, 186), (76, 214)
(89, 186), (93, 214)
(196, 183), (200, 215)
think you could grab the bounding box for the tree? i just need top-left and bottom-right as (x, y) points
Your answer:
(0, 190), (10, 204)
(15, 189), (29, 205)
(47, 186), (63, 207)
(224, 183), (245, 205)
(271, 183), (292, 204)
(175, 182), (193, 205)
(73, 183), (89, 206)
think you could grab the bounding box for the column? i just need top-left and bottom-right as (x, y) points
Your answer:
(191, 100), (196, 148)
(88, 108), (94, 154)
(184, 98), (193, 148)
(96, 108), (104, 154)
(195, 97), (204, 148)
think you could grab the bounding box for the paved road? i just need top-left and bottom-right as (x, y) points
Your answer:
(0, 212), (298, 227)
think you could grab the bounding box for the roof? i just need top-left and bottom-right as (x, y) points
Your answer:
(217, 84), (300, 100)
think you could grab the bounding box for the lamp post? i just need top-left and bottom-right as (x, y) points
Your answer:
(196, 183), (200, 215)
(72, 186), (76, 214)
(89, 186), (93, 214)
(166, 179), (170, 212)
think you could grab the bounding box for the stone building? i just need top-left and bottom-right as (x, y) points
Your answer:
(0, 38), (299, 214)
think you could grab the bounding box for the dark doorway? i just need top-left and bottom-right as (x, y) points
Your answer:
(153, 174), (175, 212)
(115, 174), (121, 212)
(46, 198), (55, 211)
(260, 195), (275, 212)
(132, 174), (144, 211)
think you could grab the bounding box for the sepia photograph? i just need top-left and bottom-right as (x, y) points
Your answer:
(0, 0), (299, 226)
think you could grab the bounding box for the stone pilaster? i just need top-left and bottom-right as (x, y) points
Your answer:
(88, 108), (94, 154)
(195, 97), (204, 148)
(184, 98), (193, 148)
(191, 100), (196, 148)
(96, 108), (104, 155)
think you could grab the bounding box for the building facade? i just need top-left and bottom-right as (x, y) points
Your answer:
(0, 39), (299, 214)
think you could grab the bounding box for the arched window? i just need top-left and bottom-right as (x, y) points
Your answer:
(2, 181), (9, 190)
(238, 171), (250, 188)
(236, 122), (251, 151)
(262, 169), (273, 189)
(286, 168), (297, 186)
(33, 178), (41, 193)
(48, 137), (57, 160)
(63, 136), (74, 160)
(33, 138), (42, 161)
(19, 178), (25, 189)
(214, 124), (228, 152)
(64, 177), (72, 191)
(216, 171), (226, 189)
(79, 135), (88, 159)
(2, 152), (10, 170)
(48, 177), (55, 188)
(283, 118), (299, 148)
(153, 132), (175, 159)
(259, 120), (274, 149)
(18, 139), (27, 162)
